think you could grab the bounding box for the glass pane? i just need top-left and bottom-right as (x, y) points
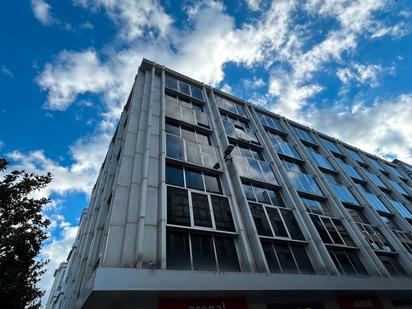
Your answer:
(261, 241), (281, 273)
(335, 251), (356, 275)
(266, 207), (288, 238)
(167, 187), (190, 226)
(165, 75), (178, 91)
(186, 141), (202, 165)
(249, 203), (272, 236)
(215, 237), (240, 272)
(280, 209), (305, 240)
(254, 186), (271, 205)
(195, 109), (209, 127)
(332, 219), (355, 246)
(166, 134), (184, 160)
(166, 164), (184, 187)
(179, 81), (191, 96)
(181, 105), (195, 124)
(196, 131), (210, 145)
(192, 193), (212, 227)
(290, 245), (314, 274)
(204, 174), (222, 194)
(268, 190), (284, 207)
(166, 230), (191, 269)
(201, 145), (218, 168)
(211, 195), (235, 232)
(310, 214), (332, 243)
(261, 162), (278, 184)
(191, 234), (217, 271)
(222, 119), (236, 137)
(191, 85), (203, 100)
(166, 99), (180, 119)
(275, 244), (299, 273)
(185, 169), (204, 191)
(347, 251), (367, 275)
(248, 158), (264, 181)
(233, 155), (251, 179)
(242, 183), (256, 201)
(165, 122), (180, 136)
(321, 217), (343, 245)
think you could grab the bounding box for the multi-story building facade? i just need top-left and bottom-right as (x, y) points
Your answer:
(46, 59), (412, 309)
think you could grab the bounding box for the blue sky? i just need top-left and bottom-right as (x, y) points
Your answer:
(1, 0), (412, 303)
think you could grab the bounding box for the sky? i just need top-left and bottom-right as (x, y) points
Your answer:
(0, 0), (412, 305)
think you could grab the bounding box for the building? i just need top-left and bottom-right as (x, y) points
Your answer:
(46, 59), (412, 309)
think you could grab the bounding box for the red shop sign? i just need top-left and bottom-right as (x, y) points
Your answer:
(337, 296), (383, 309)
(158, 298), (247, 309)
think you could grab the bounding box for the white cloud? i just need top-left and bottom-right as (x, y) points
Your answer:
(243, 77), (265, 89)
(245, 0), (261, 11)
(1, 65), (14, 78)
(37, 50), (114, 110)
(31, 0), (57, 25)
(305, 94), (412, 163)
(72, 0), (173, 41)
(38, 215), (78, 306)
(371, 22), (410, 39)
(337, 63), (395, 87)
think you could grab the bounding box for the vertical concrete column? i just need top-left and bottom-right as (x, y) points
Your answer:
(206, 89), (256, 272)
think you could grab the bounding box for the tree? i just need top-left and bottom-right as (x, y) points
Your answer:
(0, 158), (52, 308)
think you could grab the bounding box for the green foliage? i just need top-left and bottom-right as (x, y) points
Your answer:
(0, 159), (52, 308)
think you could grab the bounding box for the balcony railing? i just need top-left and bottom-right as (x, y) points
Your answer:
(222, 119), (259, 144)
(232, 154), (278, 184)
(166, 134), (219, 169)
(166, 97), (210, 128)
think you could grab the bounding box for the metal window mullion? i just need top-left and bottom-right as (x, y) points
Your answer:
(188, 232), (194, 271)
(287, 243), (302, 274)
(262, 205), (276, 238)
(211, 236), (219, 271)
(208, 194), (217, 230)
(188, 191), (195, 228)
(271, 242), (283, 274)
(278, 208), (293, 240)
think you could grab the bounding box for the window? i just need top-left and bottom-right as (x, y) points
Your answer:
(165, 75), (178, 91)
(368, 157), (385, 171)
(391, 201), (412, 219)
(166, 230), (240, 272)
(386, 164), (404, 178)
(191, 233), (216, 271)
(378, 255), (406, 276)
(292, 126), (316, 144)
(214, 237), (241, 271)
(345, 147), (365, 164)
(336, 157), (363, 181)
(234, 143), (264, 160)
(268, 131), (301, 160)
(325, 176), (359, 205)
(216, 96), (247, 118)
(257, 112), (285, 132)
(185, 169), (204, 191)
(167, 230), (191, 269)
(320, 137), (342, 154)
(166, 134), (184, 160)
(388, 179), (408, 195)
(204, 173), (222, 194)
(211, 195), (235, 232)
(301, 197), (332, 216)
(346, 207), (369, 224)
(249, 203), (273, 236)
(261, 241), (314, 274)
(233, 155), (278, 184)
(306, 146), (335, 171)
(192, 193), (212, 227)
(166, 164), (184, 187)
(283, 162), (323, 196)
(166, 121), (211, 145)
(328, 248), (367, 276)
(167, 187), (190, 226)
(356, 224), (393, 252)
(242, 183), (284, 207)
(364, 170), (387, 189)
(309, 214), (354, 247)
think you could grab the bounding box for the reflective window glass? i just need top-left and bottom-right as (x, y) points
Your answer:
(275, 244), (299, 273)
(215, 237), (240, 272)
(211, 195), (235, 232)
(266, 208), (288, 238)
(185, 169), (204, 191)
(165, 75), (178, 91)
(280, 209), (304, 240)
(179, 81), (191, 96)
(192, 193), (212, 227)
(249, 203), (272, 236)
(166, 230), (191, 269)
(191, 234), (217, 271)
(166, 134), (184, 160)
(166, 164), (184, 187)
(204, 174), (222, 194)
(167, 187), (190, 226)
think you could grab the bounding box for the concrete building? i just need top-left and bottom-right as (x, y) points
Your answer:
(46, 59), (412, 309)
